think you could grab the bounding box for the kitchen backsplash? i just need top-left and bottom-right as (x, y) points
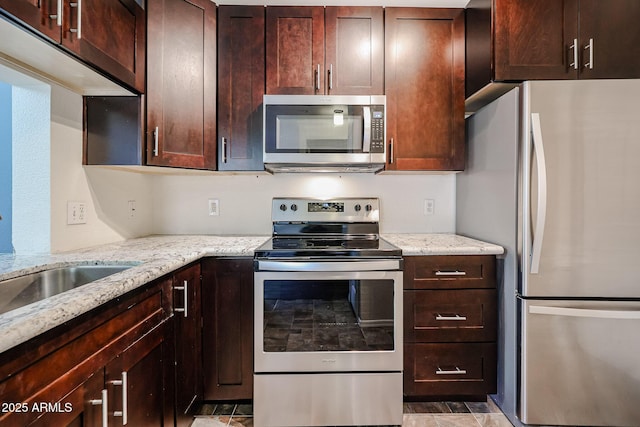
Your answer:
(151, 173), (456, 235)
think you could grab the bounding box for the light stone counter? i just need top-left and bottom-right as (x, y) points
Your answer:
(0, 235), (269, 354)
(0, 233), (502, 354)
(382, 233), (504, 256)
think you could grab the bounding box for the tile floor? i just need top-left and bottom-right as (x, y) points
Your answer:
(191, 397), (514, 427)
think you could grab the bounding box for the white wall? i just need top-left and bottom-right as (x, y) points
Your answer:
(152, 173), (456, 235)
(49, 85), (154, 252)
(12, 83), (50, 253)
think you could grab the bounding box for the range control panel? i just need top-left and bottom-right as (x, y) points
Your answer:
(272, 198), (380, 223)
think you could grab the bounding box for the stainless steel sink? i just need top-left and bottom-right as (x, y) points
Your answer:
(0, 264), (135, 315)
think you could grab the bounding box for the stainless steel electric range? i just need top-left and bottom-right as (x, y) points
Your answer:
(253, 197), (403, 427)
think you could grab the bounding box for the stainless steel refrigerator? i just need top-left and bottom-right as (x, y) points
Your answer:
(457, 80), (640, 427)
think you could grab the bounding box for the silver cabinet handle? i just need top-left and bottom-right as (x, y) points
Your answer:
(69, 0), (81, 38)
(89, 389), (108, 427)
(50, 0), (62, 26)
(174, 280), (188, 318)
(152, 126), (159, 156)
(109, 371), (128, 425)
(530, 113), (547, 274)
(328, 63), (333, 91)
(389, 138), (394, 164)
(436, 367), (467, 375)
(435, 270), (466, 276)
(584, 38), (594, 69)
(315, 64), (321, 91)
(221, 136), (227, 163)
(569, 38), (578, 70)
(435, 314), (467, 321)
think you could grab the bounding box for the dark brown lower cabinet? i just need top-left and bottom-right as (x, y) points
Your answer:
(202, 258), (254, 400)
(0, 277), (173, 427)
(403, 255), (497, 400)
(404, 343), (497, 398)
(173, 263), (203, 426)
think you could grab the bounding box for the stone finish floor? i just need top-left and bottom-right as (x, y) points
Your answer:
(191, 398), (514, 427)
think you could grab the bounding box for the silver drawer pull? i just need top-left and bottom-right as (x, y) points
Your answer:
(436, 367), (467, 375)
(174, 280), (189, 318)
(435, 314), (467, 321)
(435, 270), (467, 276)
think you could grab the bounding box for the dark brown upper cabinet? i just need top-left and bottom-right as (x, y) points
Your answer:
(266, 6), (383, 95)
(0, 0), (62, 41)
(385, 8), (466, 171)
(0, 0), (145, 93)
(266, 6), (325, 95)
(217, 5), (265, 171)
(466, 0), (640, 99)
(146, 0), (217, 169)
(324, 6), (384, 95)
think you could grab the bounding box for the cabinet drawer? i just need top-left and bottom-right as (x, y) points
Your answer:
(404, 289), (496, 343)
(404, 255), (496, 290)
(404, 343), (496, 398)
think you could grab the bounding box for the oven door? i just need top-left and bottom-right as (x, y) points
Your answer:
(254, 260), (403, 373)
(263, 95), (386, 166)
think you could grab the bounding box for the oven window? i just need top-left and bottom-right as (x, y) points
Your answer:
(263, 279), (394, 352)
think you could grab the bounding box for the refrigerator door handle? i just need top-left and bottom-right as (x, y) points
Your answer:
(530, 305), (640, 320)
(530, 113), (547, 274)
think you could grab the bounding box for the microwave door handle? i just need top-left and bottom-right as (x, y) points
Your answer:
(363, 106), (371, 153)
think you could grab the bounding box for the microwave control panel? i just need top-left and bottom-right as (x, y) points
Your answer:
(370, 106), (385, 153)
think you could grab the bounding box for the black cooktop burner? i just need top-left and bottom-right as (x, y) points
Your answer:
(254, 236), (402, 259)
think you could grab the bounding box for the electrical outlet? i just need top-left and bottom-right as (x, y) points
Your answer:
(67, 201), (87, 225)
(424, 199), (435, 216)
(128, 200), (136, 218)
(209, 199), (220, 216)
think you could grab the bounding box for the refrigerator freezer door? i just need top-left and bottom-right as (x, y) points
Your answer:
(523, 80), (640, 298)
(521, 299), (640, 426)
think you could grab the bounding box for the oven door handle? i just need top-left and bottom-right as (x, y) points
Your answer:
(256, 259), (401, 272)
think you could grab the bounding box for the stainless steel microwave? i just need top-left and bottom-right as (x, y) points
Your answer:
(263, 95), (386, 173)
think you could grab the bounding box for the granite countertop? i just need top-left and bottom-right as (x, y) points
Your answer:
(382, 233), (504, 256)
(0, 235), (269, 354)
(0, 233), (502, 354)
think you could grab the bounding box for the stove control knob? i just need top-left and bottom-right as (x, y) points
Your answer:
(290, 204), (298, 211)
(365, 204), (373, 212)
(354, 204), (362, 212)
(279, 204), (287, 212)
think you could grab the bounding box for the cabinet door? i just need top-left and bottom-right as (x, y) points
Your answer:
(266, 6), (324, 94)
(0, 0), (61, 42)
(578, 0), (640, 79)
(173, 263), (202, 426)
(60, 0), (145, 92)
(324, 7), (384, 95)
(146, 0), (216, 169)
(217, 5), (265, 171)
(105, 324), (165, 427)
(493, 0), (578, 80)
(202, 258), (254, 400)
(385, 8), (465, 171)
(29, 368), (105, 427)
